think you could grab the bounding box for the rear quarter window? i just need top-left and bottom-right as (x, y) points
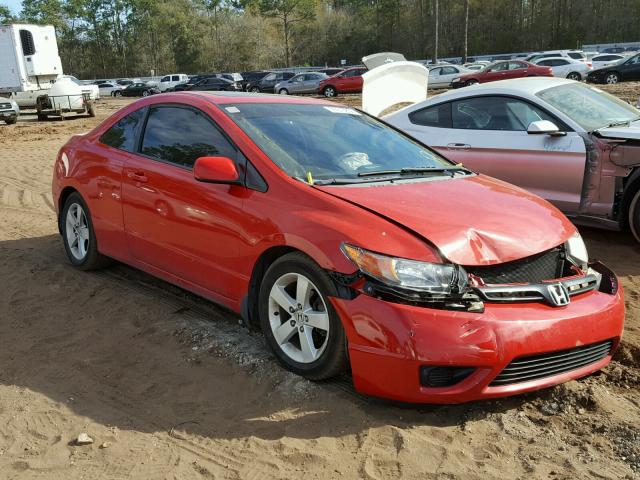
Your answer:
(409, 103), (452, 128)
(99, 108), (146, 152)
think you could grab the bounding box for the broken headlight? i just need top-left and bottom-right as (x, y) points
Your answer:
(565, 232), (589, 271)
(341, 244), (463, 294)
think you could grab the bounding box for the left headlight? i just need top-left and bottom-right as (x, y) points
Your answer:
(566, 232), (588, 270)
(341, 244), (461, 293)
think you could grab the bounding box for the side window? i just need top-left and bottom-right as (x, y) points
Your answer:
(409, 103), (452, 128)
(100, 108), (146, 152)
(537, 60), (551, 66)
(140, 106), (236, 168)
(441, 67), (457, 75)
(429, 68), (441, 76)
(19, 29), (36, 56)
(508, 62), (526, 70)
(161, 76), (170, 82)
(452, 96), (557, 131)
(263, 73), (276, 82)
(172, 75), (180, 81)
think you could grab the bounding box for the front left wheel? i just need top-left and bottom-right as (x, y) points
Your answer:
(259, 252), (348, 380)
(60, 193), (111, 270)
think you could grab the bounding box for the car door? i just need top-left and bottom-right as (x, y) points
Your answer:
(402, 96), (586, 212)
(440, 66), (460, 87)
(288, 74), (304, 93)
(428, 67), (444, 88)
(505, 61), (529, 79)
(121, 104), (247, 300)
(300, 74), (319, 93)
(481, 62), (509, 82)
(621, 54), (640, 80)
(260, 73), (277, 92)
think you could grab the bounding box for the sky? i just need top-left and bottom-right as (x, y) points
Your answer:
(5, 0), (22, 14)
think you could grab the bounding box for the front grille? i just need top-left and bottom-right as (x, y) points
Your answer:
(467, 247), (563, 285)
(490, 340), (613, 386)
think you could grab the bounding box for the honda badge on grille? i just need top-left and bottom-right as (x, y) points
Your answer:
(547, 283), (570, 306)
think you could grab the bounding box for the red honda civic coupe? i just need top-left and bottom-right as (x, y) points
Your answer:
(451, 60), (553, 88)
(52, 92), (624, 404)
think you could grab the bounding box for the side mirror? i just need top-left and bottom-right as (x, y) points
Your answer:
(527, 120), (563, 135)
(194, 156), (240, 184)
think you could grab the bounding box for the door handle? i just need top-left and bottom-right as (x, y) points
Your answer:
(447, 143), (471, 150)
(127, 171), (148, 183)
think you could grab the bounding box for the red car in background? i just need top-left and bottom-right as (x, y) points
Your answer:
(452, 60), (553, 88)
(318, 66), (367, 97)
(52, 92), (624, 404)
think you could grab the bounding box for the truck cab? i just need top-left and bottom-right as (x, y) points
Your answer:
(158, 74), (189, 92)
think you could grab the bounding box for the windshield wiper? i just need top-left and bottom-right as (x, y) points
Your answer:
(357, 166), (469, 178)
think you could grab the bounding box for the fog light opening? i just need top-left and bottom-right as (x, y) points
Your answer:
(419, 366), (476, 388)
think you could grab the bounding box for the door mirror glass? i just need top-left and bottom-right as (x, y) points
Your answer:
(527, 120), (560, 134)
(194, 156), (240, 184)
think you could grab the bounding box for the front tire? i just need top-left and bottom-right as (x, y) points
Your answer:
(259, 252), (347, 380)
(60, 193), (111, 270)
(113, 90), (122, 97)
(605, 72), (620, 84)
(465, 79), (479, 86)
(142, 90), (150, 97)
(250, 86), (260, 93)
(278, 88), (289, 95)
(323, 86), (337, 98)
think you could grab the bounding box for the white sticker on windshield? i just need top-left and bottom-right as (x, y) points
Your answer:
(225, 106), (240, 113)
(323, 106), (361, 115)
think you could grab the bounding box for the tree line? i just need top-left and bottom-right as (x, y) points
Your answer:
(1, 0), (639, 79)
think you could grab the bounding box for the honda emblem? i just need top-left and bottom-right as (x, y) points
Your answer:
(547, 283), (570, 306)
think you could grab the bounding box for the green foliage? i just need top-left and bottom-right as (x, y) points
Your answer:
(0, 4), (14, 22)
(9, 0), (640, 79)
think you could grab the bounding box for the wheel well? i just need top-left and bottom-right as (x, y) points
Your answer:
(57, 186), (79, 233)
(243, 246), (298, 331)
(620, 169), (640, 229)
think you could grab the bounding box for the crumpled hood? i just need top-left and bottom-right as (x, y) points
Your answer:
(317, 175), (575, 266)
(596, 119), (640, 140)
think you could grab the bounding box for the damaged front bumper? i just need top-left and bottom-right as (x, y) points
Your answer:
(330, 262), (624, 404)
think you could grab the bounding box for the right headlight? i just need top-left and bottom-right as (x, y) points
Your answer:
(566, 232), (588, 271)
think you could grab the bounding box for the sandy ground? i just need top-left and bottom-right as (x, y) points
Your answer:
(0, 87), (639, 480)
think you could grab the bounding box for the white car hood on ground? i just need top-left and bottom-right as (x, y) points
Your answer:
(596, 120), (640, 140)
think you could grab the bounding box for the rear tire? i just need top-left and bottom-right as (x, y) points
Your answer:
(87, 102), (96, 117)
(465, 79), (479, 86)
(142, 90), (150, 97)
(60, 192), (111, 270)
(113, 91), (122, 97)
(567, 72), (582, 81)
(250, 86), (260, 93)
(259, 252), (348, 380)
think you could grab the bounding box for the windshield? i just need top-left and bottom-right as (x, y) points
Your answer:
(223, 103), (454, 182)
(537, 83), (640, 131)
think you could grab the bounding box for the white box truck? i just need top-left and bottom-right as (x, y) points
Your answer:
(0, 24), (63, 97)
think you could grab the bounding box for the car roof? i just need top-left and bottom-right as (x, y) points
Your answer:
(536, 56), (575, 62)
(433, 77), (575, 99)
(158, 91), (339, 106)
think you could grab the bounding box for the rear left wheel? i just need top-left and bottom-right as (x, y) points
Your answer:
(323, 86), (337, 98)
(567, 72), (582, 81)
(60, 193), (111, 270)
(259, 252), (347, 380)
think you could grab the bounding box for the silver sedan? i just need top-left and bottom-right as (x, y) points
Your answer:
(274, 72), (328, 95)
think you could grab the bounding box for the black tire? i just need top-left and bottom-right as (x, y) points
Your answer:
(628, 190), (640, 243)
(60, 192), (111, 270)
(567, 72), (582, 81)
(37, 113), (47, 121)
(87, 102), (96, 118)
(5, 117), (17, 125)
(250, 86), (260, 93)
(605, 72), (620, 84)
(465, 79), (479, 86)
(323, 86), (337, 98)
(113, 90), (122, 97)
(259, 252), (348, 380)
(278, 88), (289, 95)
(142, 90), (150, 97)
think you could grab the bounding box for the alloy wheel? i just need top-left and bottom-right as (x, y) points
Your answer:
(267, 272), (330, 364)
(324, 87), (336, 97)
(606, 73), (619, 84)
(65, 203), (90, 261)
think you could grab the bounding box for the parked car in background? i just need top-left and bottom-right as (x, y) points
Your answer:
(602, 47), (627, 54)
(158, 74), (189, 92)
(274, 72), (328, 95)
(97, 81), (124, 97)
(116, 79), (135, 87)
(428, 65), (471, 89)
(526, 50), (587, 63)
(318, 66), (367, 97)
(60, 75), (100, 100)
(247, 71), (296, 93)
(451, 61), (552, 88)
(121, 82), (160, 97)
(240, 71), (270, 91)
(0, 98), (19, 124)
(591, 54), (625, 69)
(463, 63), (488, 71)
(52, 91), (624, 404)
(534, 57), (592, 80)
(185, 77), (240, 92)
(318, 68), (343, 76)
(587, 53), (640, 84)
(385, 77), (640, 239)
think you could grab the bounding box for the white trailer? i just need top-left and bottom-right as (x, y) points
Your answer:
(0, 24), (63, 99)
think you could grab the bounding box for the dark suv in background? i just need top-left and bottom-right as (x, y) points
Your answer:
(247, 71), (296, 93)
